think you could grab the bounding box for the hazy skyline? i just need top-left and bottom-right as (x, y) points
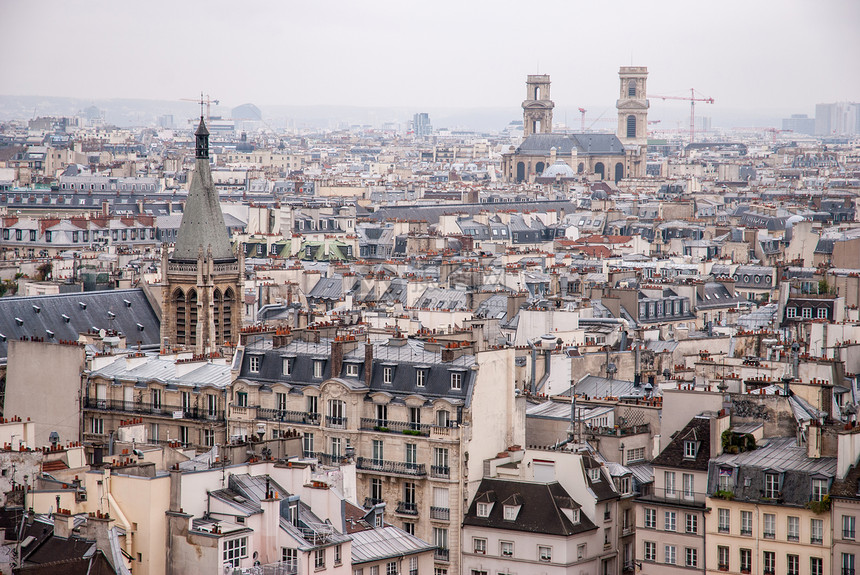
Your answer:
(2, 0), (859, 121)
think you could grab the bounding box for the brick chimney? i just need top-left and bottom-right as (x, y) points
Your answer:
(331, 340), (344, 379)
(364, 343), (373, 387)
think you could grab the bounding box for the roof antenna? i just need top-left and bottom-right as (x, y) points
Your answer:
(199, 92), (205, 120)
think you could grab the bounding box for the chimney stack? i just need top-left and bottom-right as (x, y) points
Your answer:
(364, 343), (373, 387)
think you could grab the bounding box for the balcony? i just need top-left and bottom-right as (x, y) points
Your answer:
(360, 418), (430, 436)
(326, 415), (348, 429)
(636, 487), (707, 507)
(308, 452), (347, 466)
(718, 565), (729, 572)
(430, 424), (460, 439)
(434, 549), (449, 562)
(256, 407), (320, 425)
(430, 506), (450, 521)
(84, 398), (223, 421)
(719, 526), (730, 534)
(741, 529), (752, 536)
(395, 501), (418, 515)
(431, 465), (450, 479)
(363, 497), (384, 508)
(356, 457), (426, 477)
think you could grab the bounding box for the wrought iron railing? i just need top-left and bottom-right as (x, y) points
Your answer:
(84, 397), (223, 420)
(356, 457), (427, 476)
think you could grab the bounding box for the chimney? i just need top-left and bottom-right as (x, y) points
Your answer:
(53, 511), (75, 539)
(331, 340), (344, 379)
(169, 466), (182, 513)
(364, 343), (373, 387)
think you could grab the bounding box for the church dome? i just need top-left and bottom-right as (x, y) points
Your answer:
(541, 159), (576, 179)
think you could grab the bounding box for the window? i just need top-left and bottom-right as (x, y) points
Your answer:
(765, 473), (779, 498)
(346, 363), (359, 377)
(627, 115), (637, 139)
(335, 545), (342, 566)
(405, 443), (417, 467)
(151, 389), (162, 409)
(500, 541), (513, 557)
(812, 478), (829, 501)
(331, 437), (341, 458)
(664, 545), (676, 565)
(685, 547), (698, 568)
(303, 432), (314, 456)
(761, 551), (775, 574)
(684, 440), (697, 458)
(589, 468), (601, 482)
(718, 546), (729, 570)
(236, 391), (248, 407)
(477, 502), (490, 518)
(787, 307), (797, 318)
(843, 515), (856, 540)
(313, 360), (324, 378)
(787, 554), (799, 575)
(433, 527), (448, 551)
(788, 515), (800, 541)
(249, 355), (261, 372)
(385, 562), (396, 575)
(818, 307), (828, 319)
(370, 478), (382, 501)
(763, 513), (775, 538)
(627, 447), (645, 463)
(842, 554), (855, 575)
(282, 358), (292, 375)
(811, 518), (823, 544)
(811, 557), (823, 575)
(408, 407), (421, 430)
(433, 447), (449, 476)
(328, 399), (345, 427)
(740, 549), (752, 573)
(223, 537), (248, 568)
(204, 429), (214, 447)
(307, 395), (318, 416)
(686, 513), (697, 534)
(644, 541), (656, 561)
(375, 404), (388, 427)
(645, 508), (656, 528)
(281, 548), (297, 568)
(276, 392), (287, 412)
(539, 545), (552, 562)
(503, 505), (519, 521)
(150, 422), (159, 441)
(683, 473), (694, 499)
(665, 471), (676, 495)
(665, 511), (676, 532)
(91, 417), (104, 435)
(372, 439), (384, 464)
(179, 426), (188, 445)
(578, 543), (588, 560)
(450, 372), (462, 390)
(403, 522), (414, 535)
(416, 369), (426, 387)
(802, 307), (812, 319)
(719, 508), (730, 532)
(741, 510), (752, 535)
(383, 366), (393, 384)
(314, 548), (325, 569)
(473, 537), (486, 554)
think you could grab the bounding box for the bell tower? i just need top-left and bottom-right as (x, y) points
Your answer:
(161, 116), (242, 355)
(616, 66), (649, 147)
(522, 75), (554, 137)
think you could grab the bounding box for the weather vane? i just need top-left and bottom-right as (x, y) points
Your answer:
(199, 92), (205, 119)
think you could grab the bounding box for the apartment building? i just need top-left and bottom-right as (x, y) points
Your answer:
(230, 334), (523, 575)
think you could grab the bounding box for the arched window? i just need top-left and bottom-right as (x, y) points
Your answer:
(577, 163), (585, 174)
(223, 288), (234, 344)
(173, 288), (186, 345)
(536, 162), (545, 175)
(595, 163), (605, 179)
(628, 80), (636, 98)
(627, 115), (637, 138)
(213, 289), (222, 343)
(516, 162), (525, 183)
(534, 86), (541, 100)
(614, 163), (624, 183)
(187, 289), (198, 347)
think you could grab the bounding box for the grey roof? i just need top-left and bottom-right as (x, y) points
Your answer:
(558, 374), (658, 400)
(0, 288), (160, 360)
(350, 526), (435, 565)
(516, 133), (626, 156)
(89, 355), (232, 389)
(170, 157), (235, 261)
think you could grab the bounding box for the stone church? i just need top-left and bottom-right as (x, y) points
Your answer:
(160, 116), (242, 354)
(502, 66), (649, 183)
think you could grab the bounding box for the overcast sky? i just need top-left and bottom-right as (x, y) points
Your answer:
(2, 0), (858, 118)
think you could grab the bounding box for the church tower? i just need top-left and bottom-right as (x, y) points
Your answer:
(161, 116), (242, 355)
(616, 66), (649, 147)
(522, 75), (554, 137)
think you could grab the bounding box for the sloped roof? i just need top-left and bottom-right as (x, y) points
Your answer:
(652, 416), (712, 471)
(350, 526), (434, 565)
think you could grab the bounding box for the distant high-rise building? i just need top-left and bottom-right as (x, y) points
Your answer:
(815, 102), (860, 136)
(412, 112), (432, 137)
(158, 114), (174, 129)
(781, 114), (815, 136)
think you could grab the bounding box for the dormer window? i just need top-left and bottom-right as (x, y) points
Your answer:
(249, 355), (261, 373)
(416, 369), (426, 387)
(684, 440), (698, 459)
(282, 358), (292, 376)
(503, 505), (520, 521)
(589, 468), (601, 482)
(764, 472), (779, 499)
(450, 371), (462, 390)
(313, 360), (324, 379)
(476, 502), (492, 518)
(346, 363), (359, 377)
(383, 366), (393, 384)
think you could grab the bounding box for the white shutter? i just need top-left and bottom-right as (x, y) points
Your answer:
(433, 487), (449, 508)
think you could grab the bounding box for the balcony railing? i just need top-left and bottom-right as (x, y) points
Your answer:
(307, 452), (347, 466)
(434, 549), (449, 562)
(256, 408), (320, 425)
(396, 501), (418, 515)
(84, 398), (223, 421)
(637, 487), (707, 507)
(842, 569), (855, 575)
(431, 465), (450, 479)
(741, 528), (752, 536)
(788, 534), (799, 542)
(326, 415), (348, 429)
(356, 457), (426, 477)
(430, 506), (450, 521)
(364, 497), (384, 508)
(360, 418), (430, 436)
(430, 424), (460, 439)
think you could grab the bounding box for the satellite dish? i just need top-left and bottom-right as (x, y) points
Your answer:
(99, 329), (107, 339)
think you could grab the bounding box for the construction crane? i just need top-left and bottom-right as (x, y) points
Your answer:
(651, 89), (714, 144)
(578, 108), (587, 132)
(179, 93), (220, 122)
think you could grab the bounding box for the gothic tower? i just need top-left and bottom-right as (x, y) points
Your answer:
(161, 116), (242, 354)
(522, 75), (554, 137)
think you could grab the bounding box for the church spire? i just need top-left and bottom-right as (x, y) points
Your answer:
(195, 116), (209, 160)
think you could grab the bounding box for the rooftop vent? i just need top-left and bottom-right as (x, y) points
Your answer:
(124, 299), (132, 308)
(62, 314), (70, 323)
(15, 318), (23, 326)
(32, 305), (40, 313)
(136, 323), (145, 331)
(107, 311), (116, 319)
(46, 330), (54, 339)
(79, 302), (87, 310)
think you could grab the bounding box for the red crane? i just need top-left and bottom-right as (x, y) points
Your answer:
(651, 89), (714, 143)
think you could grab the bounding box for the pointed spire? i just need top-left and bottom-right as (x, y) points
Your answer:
(195, 117), (209, 160)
